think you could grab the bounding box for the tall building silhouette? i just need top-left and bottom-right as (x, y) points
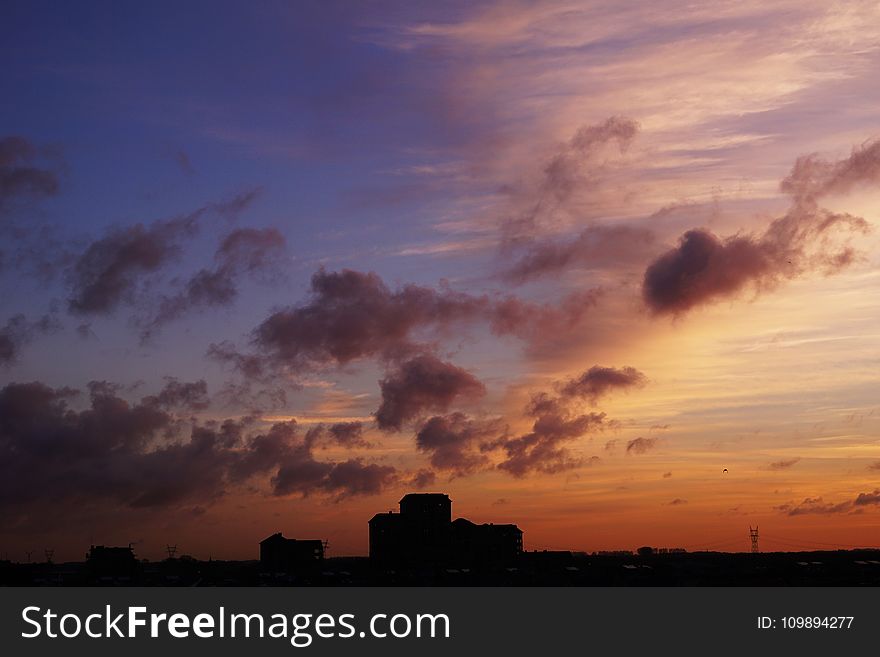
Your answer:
(369, 493), (522, 565)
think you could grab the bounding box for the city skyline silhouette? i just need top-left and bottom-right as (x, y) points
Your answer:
(4, 490), (880, 586)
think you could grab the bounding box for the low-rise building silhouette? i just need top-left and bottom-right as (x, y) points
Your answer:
(259, 533), (324, 572)
(369, 493), (523, 565)
(368, 510), (407, 564)
(451, 518), (523, 564)
(86, 545), (137, 579)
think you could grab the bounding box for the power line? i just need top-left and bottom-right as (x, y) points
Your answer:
(522, 529), (880, 555)
(761, 533), (880, 550)
(761, 537), (840, 552)
(678, 536), (743, 551)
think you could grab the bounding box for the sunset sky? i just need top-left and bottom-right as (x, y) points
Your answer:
(2, 0), (880, 561)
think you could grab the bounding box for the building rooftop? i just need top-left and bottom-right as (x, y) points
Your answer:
(451, 518), (521, 531)
(399, 492), (451, 503)
(369, 511), (400, 523)
(260, 533), (323, 545)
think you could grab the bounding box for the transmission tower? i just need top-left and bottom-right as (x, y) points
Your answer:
(25, 550), (33, 563)
(749, 526), (759, 553)
(44, 548), (55, 564)
(166, 545), (178, 559)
